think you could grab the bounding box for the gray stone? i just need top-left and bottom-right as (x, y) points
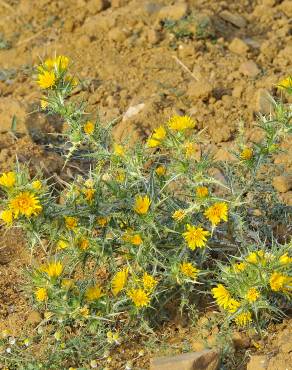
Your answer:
(150, 349), (219, 370)
(239, 61), (260, 77)
(219, 11), (247, 28)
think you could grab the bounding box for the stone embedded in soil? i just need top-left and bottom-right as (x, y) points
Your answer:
(150, 349), (219, 370)
(228, 38), (249, 55)
(239, 61), (260, 78)
(187, 80), (213, 100)
(0, 98), (27, 134)
(232, 331), (250, 349)
(247, 355), (269, 370)
(254, 88), (274, 115)
(272, 175), (292, 193)
(280, 0), (292, 17)
(108, 27), (128, 42)
(219, 10), (247, 28)
(158, 3), (188, 21)
(87, 0), (110, 14)
(26, 310), (42, 326)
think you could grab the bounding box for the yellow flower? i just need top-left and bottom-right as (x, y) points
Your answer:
(167, 115), (195, 131)
(204, 202), (228, 226)
(107, 331), (120, 344)
(183, 224), (210, 250)
(84, 188), (95, 203)
(279, 253), (292, 265)
(9, 192), (42, 218)
(155, 166), (166, 176)
(184, 142), (199, 159)
(0, 171), (16, 188)
(0, 209), (13, 224)
(61, 279), (74, 290)
(142, 272), (157, 292)
(113, 143), (125, 156)
(211, 284), (240, 313)
(278, 76), (292, 90)
(127, 288), (150, 308)
(56, 240), (69, 250)
(40, 99), (48, 110)
(85, 284), (104, 301)
(84, 178), (94, 188)
(97, 216), (108, 228)
(152, 126), (166, 140)
(246, 288), (260, 303)
(233, 262), (246, 273)
(196, 186), (208, 198)
(240, 147), (253, 160)
(79, 238), (90, 250)
(172, 209), (186, 222)
(32, 180), (42, 190)
(116, 169), (126, 182)
(43, 261), (63, 278)
(35, 287), (48, 302)
(270, 272), (291, 292)
(234, 311), (252, 327)
(55, 55), (69, 70)
(112, 268), (129, 296)
(65, 216), (78, 230)
(79, 306), (89, 317)
(37, 70), (56, 89)
(146, 137), (160, 148)
(246, 250), (267, 265)
(84, 121), (95, 135)
(130, 234), (142, 246)
(134, 195), (151, 215)
(180, 262), (199, 279)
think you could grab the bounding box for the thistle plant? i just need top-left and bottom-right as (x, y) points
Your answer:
(0, 58), (291, 368)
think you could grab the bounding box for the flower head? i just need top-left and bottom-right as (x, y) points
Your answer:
(56, 240), (69, 250)
(155, 166), (166, 176)
(65, 216), (78, 230)
(183, 224), (210, 250)
(246, 288), (260, 303)
(172, 209), (186, 222)
(233, 262), (246, 273)
(234, 311), (252, 327)
(142, 272), (157, 292)
(112, 268), (129, 296)
(196, 186), (208, 198)
(9, 192), (42, 218)
(184, 142), (199, 159)
(35, 287), (48, 302)
(37, 70), (56, 89)
(270, 272), (291, 292)
(84, 121), (95, 135)
(42, 261), (63, 278)
(127, 288), (150, 308)
(0, 209), (13, 224)
(204, 202), (228, 226)
(134, 195), (151, 215)
(79, 238), (89, 250)
(0, 172), (16, 188)
(113, 143), (125, 157)
(278, 76), (292, 90)
(180, 262), (199, 279)
(146, 137), (160, 148)
(167, 115), (195, 131)
(85, 284), (104, 301)
(212, 284), (240, 313)
(32, 180), (42, 190)
(152, 126), (166, 140)
(84, 188), (95, 203)
(279, 253), (292, 265)
(240, 147), (253, 160)
(130, 234), (142, 246)
(97, 216), (108, 228)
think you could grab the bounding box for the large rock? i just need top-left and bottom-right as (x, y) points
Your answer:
(254, 89), (274, 115)
(272, 175), (292, 193)
(247, 355), (269, 370)
(229, 38), (249, 55)
(219, 11), (247, 28)
(150, 350), (219, 370)
(158, 3), (188, 21)
(239, 61), (260, 77)
(0, 97), (27, 134)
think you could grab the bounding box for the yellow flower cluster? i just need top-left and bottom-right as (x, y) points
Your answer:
(112, 268), (129, 296)
(167, 115), (195, 131)
(183, 224), (210, 250)
(134, 195), (151, 215)
(180, 262), (199, 279)
(211, 284), (240, 313)
(9, 191), (42, 218)
(147, 126), (166, 148)
(204, 202), (228, 226)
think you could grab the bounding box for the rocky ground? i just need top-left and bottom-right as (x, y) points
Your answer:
(0, 0), (291, 369)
